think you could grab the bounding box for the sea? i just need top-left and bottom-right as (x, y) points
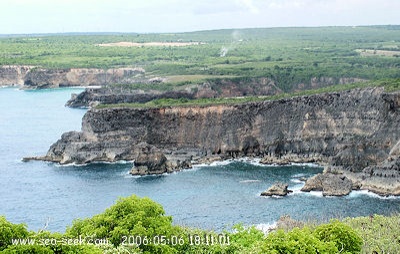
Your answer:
(1, 87), (400, 233)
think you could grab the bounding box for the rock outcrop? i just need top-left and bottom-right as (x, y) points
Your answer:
(130, 143), (169, 175)
(65, 76), (367, 108)
(261, 182), (293, 196)
(0, 65), (145, 88)
(66, 87), (197, 108)
(129, 143), (193, 175)
(301, 173), (353, 196)
(28, 87), (400, 195)
(66, 77), (283, 108)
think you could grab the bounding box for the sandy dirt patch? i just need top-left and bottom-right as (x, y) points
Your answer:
(97, 42), (204, 47)
(356, 49), (400, 57)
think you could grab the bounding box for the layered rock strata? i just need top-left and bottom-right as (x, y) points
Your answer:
(29, 87), (400, 195)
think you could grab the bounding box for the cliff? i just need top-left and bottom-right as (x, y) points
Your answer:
(65, 77), (366, 108)
(31, 87), (400, 195)
(0, 65), (32, 86)
(0, 65), (145, 88)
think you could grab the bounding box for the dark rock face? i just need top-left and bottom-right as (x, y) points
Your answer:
(261, 182), (293, 196)
(33, 87), (400, 195)
(129, 143), (193, 176)
(301, 173), (353, 196)
(130, 144), (168, 175)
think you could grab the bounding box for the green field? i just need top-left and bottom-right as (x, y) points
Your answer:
(1, 26), (400, 93)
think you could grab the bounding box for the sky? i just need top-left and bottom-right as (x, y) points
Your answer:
(1, 0), (399, 34)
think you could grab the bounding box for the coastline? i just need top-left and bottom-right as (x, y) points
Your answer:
(23, 87), (400, 197)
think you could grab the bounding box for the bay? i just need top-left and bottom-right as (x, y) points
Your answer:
(1, 87), (399, 233)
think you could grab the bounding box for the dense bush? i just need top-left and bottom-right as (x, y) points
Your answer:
(344, 214), (400, 254)
(262, 227), (338, 253)
(66, 195), (186, 253)
(314, 219), (362, 253)
(0, 216), (29, 251)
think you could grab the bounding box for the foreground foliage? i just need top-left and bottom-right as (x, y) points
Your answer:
(1, 194), (397, 253)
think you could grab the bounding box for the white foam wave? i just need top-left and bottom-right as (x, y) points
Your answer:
(290, 179), (303, 184)
(240, 180), (261, 183)
(54, 162), (87, 167)
(54, 160), (134, 167)
(290, 162), (321, 168)
(255, 222), (277, 234)
(260, 194), (285, 199)
(306, 191), (324, 197)
(194, 159), (234, 168)
(187, 157), (323, 169)
(292, 173), (307, 178)
(348, 190), (400, 200)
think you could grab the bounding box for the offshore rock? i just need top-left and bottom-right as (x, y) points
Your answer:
(35, 87), (400, 195)
(261, 182), (293, 197)
(301, 173), (353, 196)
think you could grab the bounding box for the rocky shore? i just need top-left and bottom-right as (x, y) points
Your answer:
(26, 87), (400, 196)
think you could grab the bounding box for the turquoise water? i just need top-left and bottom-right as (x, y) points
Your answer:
(1, 87), (400, 233)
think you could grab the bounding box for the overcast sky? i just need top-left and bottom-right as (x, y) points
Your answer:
(1, 0), (399, 34)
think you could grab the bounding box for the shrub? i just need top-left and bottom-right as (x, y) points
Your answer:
(314, 219), (362, 253)
(344, 214), (400, 254)
(262, 227), (338, 254)
(66, 195), (187, 253)
(1, 244), (54, 254)
(0, 216), (30, 251)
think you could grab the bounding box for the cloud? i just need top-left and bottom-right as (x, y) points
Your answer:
(236, 0), (260, 13)
(267, 0), (307, 9)
(0, 0), (399, 34)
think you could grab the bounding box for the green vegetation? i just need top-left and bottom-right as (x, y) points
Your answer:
(97, 78), (400, 109)
(1, 26), (400, 93)
(344, 214), (400, 254)
(2, 194), (399, 253)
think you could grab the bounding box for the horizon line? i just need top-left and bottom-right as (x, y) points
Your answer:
(1, 24), (399, 37)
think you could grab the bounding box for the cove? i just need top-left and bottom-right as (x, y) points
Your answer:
(0, 87), (399, 233)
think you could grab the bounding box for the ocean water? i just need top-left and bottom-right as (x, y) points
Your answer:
(1, 87), (400, 233)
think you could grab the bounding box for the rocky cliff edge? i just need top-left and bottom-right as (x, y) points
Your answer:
(27, 87), (400, 196)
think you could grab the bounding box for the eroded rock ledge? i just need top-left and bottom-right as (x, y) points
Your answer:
(27, 87), (400, 196)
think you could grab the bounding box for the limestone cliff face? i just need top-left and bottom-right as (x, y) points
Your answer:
(0, 65), (145, 88)
(37, 87), (400, 195)
(0, 66), (33, 86)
